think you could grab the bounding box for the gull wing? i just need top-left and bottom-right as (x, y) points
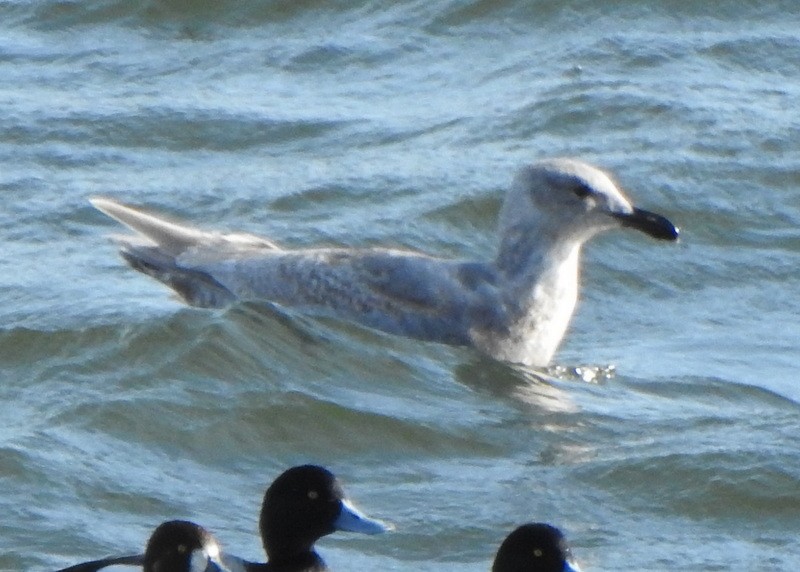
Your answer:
(194, 249), (505, 344)
(91, 198), (280, 259)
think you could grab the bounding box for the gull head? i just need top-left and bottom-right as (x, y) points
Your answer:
(498, 158), (679, 247)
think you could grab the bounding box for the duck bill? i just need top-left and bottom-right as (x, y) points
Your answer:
(206, 558), (234, 572)
(564, 558), (583, 572)
(219, 551), (254, 572)
(333, 498), (394, 534)
(614, 207), (679, 241)
(203, 560), (228, 572)
(191, 549), (234, 572)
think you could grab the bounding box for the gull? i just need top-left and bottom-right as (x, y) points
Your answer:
(90, 158), (678, 366)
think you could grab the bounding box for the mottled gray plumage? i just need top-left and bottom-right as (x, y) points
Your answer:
(91, 158), (678, 366)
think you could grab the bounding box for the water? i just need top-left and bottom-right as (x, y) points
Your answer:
(1, 1), (799, 570)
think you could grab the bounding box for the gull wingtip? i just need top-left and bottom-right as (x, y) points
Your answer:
(88, 196), (120, 213)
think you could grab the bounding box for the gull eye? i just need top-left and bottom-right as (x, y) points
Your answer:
(573, 182), (593, 199)
(533, 548), (543, 558)
(307, 490), (319, 500)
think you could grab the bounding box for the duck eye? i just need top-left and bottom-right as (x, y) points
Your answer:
(177, 544), (188, 554)
(307, 490), (319, 500)
(573, 183), (593, 199)
(533, 548), (543, 558)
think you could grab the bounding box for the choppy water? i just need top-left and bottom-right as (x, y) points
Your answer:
(1, 1), (799, 570)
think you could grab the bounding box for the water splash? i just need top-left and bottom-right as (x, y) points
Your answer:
(545, 363), (617, 384)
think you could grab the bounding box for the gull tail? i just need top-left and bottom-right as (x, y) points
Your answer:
(90, 197), (237, 308)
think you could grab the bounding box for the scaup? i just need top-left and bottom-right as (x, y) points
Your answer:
(54, 465), (390, 572)
(55, 520), (229, 572)
(492, 523), (582, 572)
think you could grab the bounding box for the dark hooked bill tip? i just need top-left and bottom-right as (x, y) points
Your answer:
(616, 208), (679, 241)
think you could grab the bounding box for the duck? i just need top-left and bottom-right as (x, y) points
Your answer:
(90, 158), (678, 367)
(53, 465), (390, 572)
(55, 519), (230, 572)
(492, 523), (582, 572)
(223, 464), (391, 572)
